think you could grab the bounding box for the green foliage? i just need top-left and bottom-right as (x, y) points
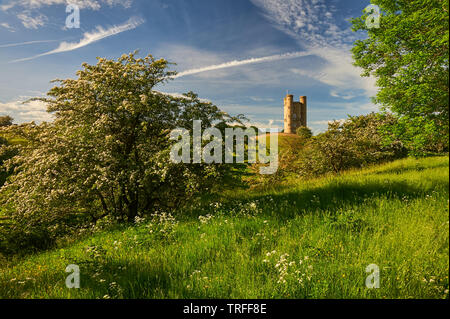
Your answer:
(298, 113), (407, 177)
(351, 0), (449, 155)
(380, 115), (448, 157)
(0, 52), (238, 253)
(0, 116), (13, 127)
(296, 126), (313, 140)
(248, 134), (305, 188)
(0, 157), (448, 298)
(0, 133), (19, 187)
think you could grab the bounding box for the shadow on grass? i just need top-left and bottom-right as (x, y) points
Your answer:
(70, 257), (209, 299)
(369, 160), (449, 176)
(183, 174), (448, 221)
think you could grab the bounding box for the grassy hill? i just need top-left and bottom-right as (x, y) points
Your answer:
(0, 156), (448, 299)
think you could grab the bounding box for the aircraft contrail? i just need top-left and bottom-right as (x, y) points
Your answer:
(0, 40), (57, 48)
(173, 51), (312, 78)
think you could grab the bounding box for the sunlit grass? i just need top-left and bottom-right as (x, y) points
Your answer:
(0, 156), (448, 299)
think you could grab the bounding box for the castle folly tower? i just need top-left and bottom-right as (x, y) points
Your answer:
(284, 94), (307, 134)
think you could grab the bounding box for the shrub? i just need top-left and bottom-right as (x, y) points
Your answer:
(0, 116), (13, 127)
(0, 135), (19, 187)
(296, 126), (313, 140)
(298, 113), (407, 177)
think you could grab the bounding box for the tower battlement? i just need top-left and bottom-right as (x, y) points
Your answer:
(284, 94), (307, 134)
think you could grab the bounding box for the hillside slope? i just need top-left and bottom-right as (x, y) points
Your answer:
(0, 157), (448, 299)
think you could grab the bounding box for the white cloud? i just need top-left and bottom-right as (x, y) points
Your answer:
(250, 0), (354, 47)
(1, 0), (132, 11)
(2, 0), (133, 30)
(244, 119), (282, 130)
(155, 91), (211, 103)
(11, 17), (144, 62)
(0, 3), (15, 11)
(311, 119), (347, 126)
(17, 12), (48, 29)
(219, 104), (281, 117)
(0, 99), (53, 123)
(0, 22), (15, 32)
(330, 90), (356, 100)
(249, 96), (275, 102)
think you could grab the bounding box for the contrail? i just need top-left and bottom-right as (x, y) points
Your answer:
(0, 40), (57, 48)
(173, 51), (312, 78)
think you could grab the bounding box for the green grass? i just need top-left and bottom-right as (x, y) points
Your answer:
(0, 133), (28, 146)
(0, 156), (448, 299)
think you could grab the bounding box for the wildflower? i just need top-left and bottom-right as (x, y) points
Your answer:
(139, 94), (148, 104)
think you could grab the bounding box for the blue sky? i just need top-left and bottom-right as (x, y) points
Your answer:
(0, 0), (378, 133)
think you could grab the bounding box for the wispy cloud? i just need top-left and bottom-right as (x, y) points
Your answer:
(249, 96), (275, 102)
(1, 0), (134, 30)
(17, 11), (48, 29)
(249, 0), (357, 49)
(311, 119), (347, 126)
(244, 119), (282, 129)
(0, 40), (57, 48)
(1, 0), (132, 11)
(173, 51), (312, 78)
(0, 22), (15, 32)
(10, 17), (144, 63)
(250, 0), (377, 100)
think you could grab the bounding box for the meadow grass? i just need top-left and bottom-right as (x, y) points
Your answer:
(0, 156), (448, 299)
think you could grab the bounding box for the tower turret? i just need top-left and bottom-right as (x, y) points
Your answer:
(300, 96), (307, 127)
(284, 94), (307, 134)
(284, 94), (294, 134)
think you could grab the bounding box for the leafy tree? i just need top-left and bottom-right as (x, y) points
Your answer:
(351, 0), (449, 155)
(1, 52), (239, 250)
(0, 137), (19, 187)
(0, 115), (13, 127)
(296, 126), (313, 140)
(298, 113), (407, 177)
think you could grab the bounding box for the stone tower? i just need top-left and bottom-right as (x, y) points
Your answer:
(284, 94), (307, 134)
